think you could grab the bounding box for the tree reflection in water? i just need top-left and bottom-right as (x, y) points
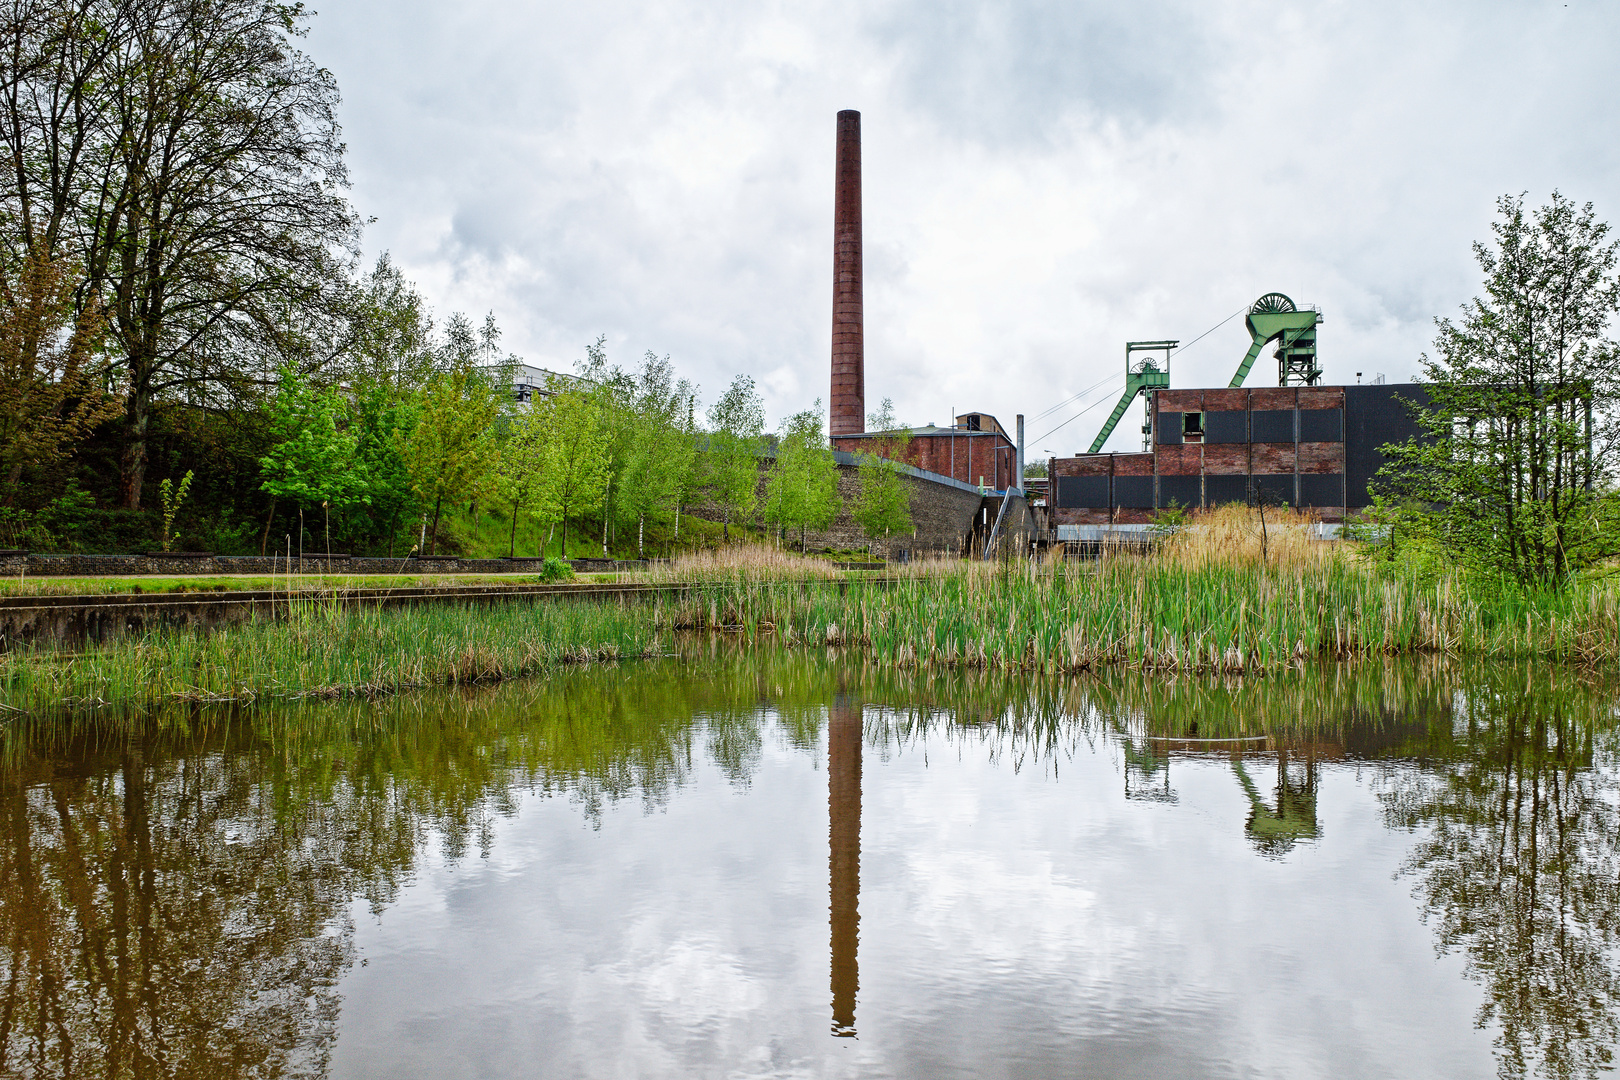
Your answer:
(0, 651), (1616, 1078)
(0, 729), (366, 1077)
(1377, 670), (1620, 1080)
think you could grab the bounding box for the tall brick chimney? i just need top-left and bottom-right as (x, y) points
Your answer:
(830, 109), (864, 437)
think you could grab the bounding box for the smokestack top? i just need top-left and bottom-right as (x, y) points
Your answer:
(830, 110), (864, 437)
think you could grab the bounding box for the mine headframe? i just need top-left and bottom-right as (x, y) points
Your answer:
(1230, 292), (1323, 388)
(1089, 340), (1176, 453)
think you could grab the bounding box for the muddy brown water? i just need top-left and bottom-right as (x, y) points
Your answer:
(0, 648), (1614, 1079)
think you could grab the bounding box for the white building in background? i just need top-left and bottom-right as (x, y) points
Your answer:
(490, 363), (579, 406)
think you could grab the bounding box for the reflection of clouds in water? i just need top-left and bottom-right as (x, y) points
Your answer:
(624, 939), (767, 1032)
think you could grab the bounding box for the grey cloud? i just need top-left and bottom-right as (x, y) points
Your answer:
(866, 0), (1223, 146)
(307, 0), (1620, 437)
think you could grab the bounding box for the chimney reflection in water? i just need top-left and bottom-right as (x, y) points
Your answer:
(828, 694), (862, 1036)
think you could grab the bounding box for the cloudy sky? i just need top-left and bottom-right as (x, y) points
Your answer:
(307, 0), (1618, 453)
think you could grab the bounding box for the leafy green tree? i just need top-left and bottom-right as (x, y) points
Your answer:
(853, 397), (913, 546)
(765, 403), (842, 551)
(345, 253), (438, 391)
(574, 336), (639, 554)
(1378, 193), (1620, 585)
(351, 384), (421, 557)
(706, 374), (765, 542)
(395, 364), (503, 555)
(672, 390), (704, 550)
(0, 0), (360, 509)
(616, 352), (698, 557)
(492, 404), (553, 558)
(1378, 670), (1620, 1080)
(539, 383), (609, 558)
(258, 367), (364, 552)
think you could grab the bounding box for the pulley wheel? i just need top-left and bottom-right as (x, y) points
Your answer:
(1250, 292), (1297, 314)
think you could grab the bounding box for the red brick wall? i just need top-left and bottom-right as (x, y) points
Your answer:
(1156, 444), (1201, 476)
(1298, 442), (1345, 473)
(1203, 444), (1248, 474)
(1114, 453), (1154, 476)
(1252, 442), (1295, 472)
(1250, 387), (1296, 410)
(834, 431), (1016, 489)
(1202, 388), (1247, 411)
(829, 110), (864, 437)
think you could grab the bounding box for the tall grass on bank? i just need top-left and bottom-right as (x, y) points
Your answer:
(10, 515), (1620, 715)
(0, 597), (666, 714)
(643, 546), (854, 584)
(655, 522), (1620, 671)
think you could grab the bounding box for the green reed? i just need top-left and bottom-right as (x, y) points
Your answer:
(658, 556), (1620, 672)
(8, 551), (1620, 716)
(0, 596), (667, 713)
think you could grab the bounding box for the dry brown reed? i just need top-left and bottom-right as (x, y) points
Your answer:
(645, 545), (852, 583)
(1152, 504), (1338, 570)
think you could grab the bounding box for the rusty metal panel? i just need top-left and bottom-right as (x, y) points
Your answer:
(1298, 409), (1343, 442)
(1159, 475), (1200, 508)
(1253, 474), (1295, 506)
(1205, 475), (1248, 505)
(1299, 474), (1345, 507)
(1205, 410), (1247, 443)
(1251, 410), (1296, 442)
(1054, 475), (1109, 508)
(1113, 476), (1154, 507)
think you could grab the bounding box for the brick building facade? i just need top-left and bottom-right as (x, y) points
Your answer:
(1046, 384), (1426, 526)
(833, 411), (1019, 492)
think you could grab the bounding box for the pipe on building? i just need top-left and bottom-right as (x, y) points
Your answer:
(1016, 414), (1024, 496)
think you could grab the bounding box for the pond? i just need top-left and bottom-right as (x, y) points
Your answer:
(1, 647), (1616, 1079)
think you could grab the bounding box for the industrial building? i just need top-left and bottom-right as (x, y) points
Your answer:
(1043, 295), (1426, 532)
(822, 110), (1025, 496)
(1046, 382), (1427, 530)
(819, 110), (1425, 551)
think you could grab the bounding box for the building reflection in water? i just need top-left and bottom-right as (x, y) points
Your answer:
(828, 693), (862, 1037)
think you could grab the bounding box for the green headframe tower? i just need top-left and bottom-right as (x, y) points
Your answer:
(1085, 292), (1324, 453)
(1089, 340), (1176, 453)
(1230, 292), (1323, 388)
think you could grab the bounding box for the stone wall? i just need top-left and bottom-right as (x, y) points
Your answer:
(687, 457), (985, 557)
(5, 553), (648, 577)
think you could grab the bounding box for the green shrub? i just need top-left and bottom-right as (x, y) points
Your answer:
(538, 557), (575, 583)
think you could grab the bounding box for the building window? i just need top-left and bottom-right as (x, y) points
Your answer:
(1182, 412), (1204, 444)
(965, 415), (981, 431)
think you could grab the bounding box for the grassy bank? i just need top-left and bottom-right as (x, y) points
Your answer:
(0, 572), (612, 598)
(652, 508), (1620, 670)
(0, 596), (667, 712)
(7, 509), (1620, 714)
